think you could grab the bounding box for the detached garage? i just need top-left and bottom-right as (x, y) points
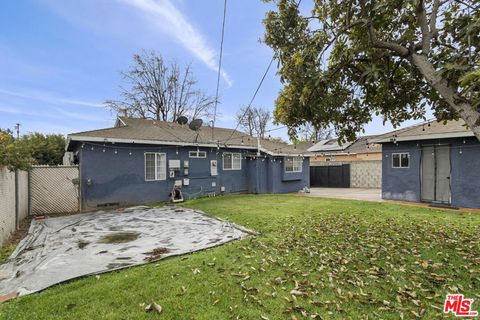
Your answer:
(375, 119), (480, 209)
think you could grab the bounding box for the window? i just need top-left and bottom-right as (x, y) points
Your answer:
(392, 153), (409, 168)
(145, 153), (166, 181)
(285, 156), (302, 172)
(189, 150), (207, 158)
(223, 153), (241, 170)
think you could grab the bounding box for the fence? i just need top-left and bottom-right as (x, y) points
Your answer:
(0, 167), (29, 246)
(310, 160), (382, 188)
(30, 165), (79, 215)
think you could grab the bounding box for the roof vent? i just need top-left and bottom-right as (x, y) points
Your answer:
(176, 116), (188, 125)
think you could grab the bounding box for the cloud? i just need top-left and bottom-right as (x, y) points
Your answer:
(119, 0), (232, 87)
(0, 88), (103, 108)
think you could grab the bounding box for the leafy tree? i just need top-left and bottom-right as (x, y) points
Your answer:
(19, 133), (66, 165)
(0, 129), (33, 171)
(236, 106), (272, 138)
(106, 50), (216, 122)
(263, 0), (480, 142)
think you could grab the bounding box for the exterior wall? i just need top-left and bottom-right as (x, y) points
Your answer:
(76, 143), (310, 210)
(382, 137), (480, 208)
(312, 152), (382, 162)
(310, 160), (382, 188)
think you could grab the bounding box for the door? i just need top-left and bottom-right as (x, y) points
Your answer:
(421, 145), (451, 204)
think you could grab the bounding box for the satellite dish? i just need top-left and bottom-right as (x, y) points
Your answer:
(176, 116), (188, 125)
(189, 119), (203, 131)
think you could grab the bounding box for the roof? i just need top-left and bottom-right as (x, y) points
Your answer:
(373, 119), (474, 143)
(308, 135), (381, 155)
(67, 117), (312, 156)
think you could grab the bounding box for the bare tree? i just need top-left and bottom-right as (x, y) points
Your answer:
(298, 123), (333, 142)
(235, 106), (272, 138)
(106, 50), (215, 122)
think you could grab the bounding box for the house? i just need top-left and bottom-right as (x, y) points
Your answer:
(374, 119), (480, 208)
(308, 136), (382, 162)
(66, 117), (311, 211)
(308, 136), (382, 188)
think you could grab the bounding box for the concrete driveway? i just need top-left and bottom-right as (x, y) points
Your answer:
(0, 206), (253, 298)
(306, 188), (382, 202)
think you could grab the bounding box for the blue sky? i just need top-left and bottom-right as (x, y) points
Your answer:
(0, 0), (428, 140)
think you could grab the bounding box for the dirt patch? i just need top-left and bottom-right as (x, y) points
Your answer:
(98, 232), (140, 244)
(0, 217), (32, 264)
(77, 240), (90, 249)
(143, 247), (170, 262)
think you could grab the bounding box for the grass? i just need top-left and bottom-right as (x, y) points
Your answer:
(0, 244), (16, 264)
(1, 195), (479, 319)
(98, 231), (140, 244)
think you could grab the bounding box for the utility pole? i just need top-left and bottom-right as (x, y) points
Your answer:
(14, 123), (20, 139)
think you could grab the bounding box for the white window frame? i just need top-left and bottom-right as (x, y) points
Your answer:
(144, 152), (167, 181)
(392, 152), (410, 168)
(284, 156), (303, 173)
(223, 152), (242, 170)
(189, 150), (207, 158)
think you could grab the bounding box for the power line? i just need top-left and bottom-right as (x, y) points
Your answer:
(223, 57), (275, 144)
(223, 0), (303, 145)
(212, 0), (228, 139)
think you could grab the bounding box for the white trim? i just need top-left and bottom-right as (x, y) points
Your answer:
(284, 156), (303, 173)
(144, 152), (166, 181)
(376, 131), (474, 143)
(115, 117), (127, 127)
(67, 135), (313, 157)
(222, 152), (242, 170)
(392, 152), (410, 168)
(189, 150), (207, 158)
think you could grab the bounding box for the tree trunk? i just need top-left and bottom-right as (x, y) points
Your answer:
(410, 54), (480, 141)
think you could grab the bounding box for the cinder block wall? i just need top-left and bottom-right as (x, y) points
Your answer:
(0, 167), (29, 246)
(310, 160), (382, 188)
(0, 167), (16, 245)
(350, 161), (382, 188)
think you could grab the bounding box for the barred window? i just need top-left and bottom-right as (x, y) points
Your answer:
(145, 153), (166, 181)
(284, 156), (302, 173)
(223, 153), (241, 170)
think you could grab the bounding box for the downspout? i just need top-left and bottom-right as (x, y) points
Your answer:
(15, 170), (19, 229)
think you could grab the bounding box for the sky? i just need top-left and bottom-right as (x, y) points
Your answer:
(0, 0), (429, 141)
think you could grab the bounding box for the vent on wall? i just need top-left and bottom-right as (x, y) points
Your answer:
(96, 202), (120, 208)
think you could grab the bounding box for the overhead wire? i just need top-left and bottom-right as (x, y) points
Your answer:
(212, 0), (228, 139)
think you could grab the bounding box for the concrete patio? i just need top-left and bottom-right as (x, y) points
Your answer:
(306, 188), (383, 202)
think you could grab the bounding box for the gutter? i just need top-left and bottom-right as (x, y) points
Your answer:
(374, 131), (474, 143)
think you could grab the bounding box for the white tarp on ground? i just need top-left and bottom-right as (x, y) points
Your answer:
(0, 206), (252, 297)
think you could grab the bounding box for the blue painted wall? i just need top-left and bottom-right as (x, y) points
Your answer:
(74, 142), (310, 210)
(382, 137), (480, 208)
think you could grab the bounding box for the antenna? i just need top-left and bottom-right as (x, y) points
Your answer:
(176, 116), (188, 126)
(189, 119), (203, 131)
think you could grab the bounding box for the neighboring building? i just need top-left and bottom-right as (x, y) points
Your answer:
(66, 117), (311, 211)
(308, 136), (382, 188)
(375, 119), (480, 208)
(308, 136), (382, 162)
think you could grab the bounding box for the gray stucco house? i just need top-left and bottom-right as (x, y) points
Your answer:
(66, 117), (311, 211)
(375, 119), (480, 208)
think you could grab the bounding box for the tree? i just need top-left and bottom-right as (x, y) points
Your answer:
(235, 106), (272, 138)
(0, 129), (33, 171)
(297, 123), (334, 142)
(106, 50), (216, 122)
(263, 0), (480, 142)
(18, 133), (66, 165)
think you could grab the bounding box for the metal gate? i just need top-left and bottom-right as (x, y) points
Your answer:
(30, 165), (80, 215)
(310, 164), (350, 188)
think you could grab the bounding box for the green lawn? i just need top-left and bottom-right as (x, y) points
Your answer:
(1, 195), (479, 319)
